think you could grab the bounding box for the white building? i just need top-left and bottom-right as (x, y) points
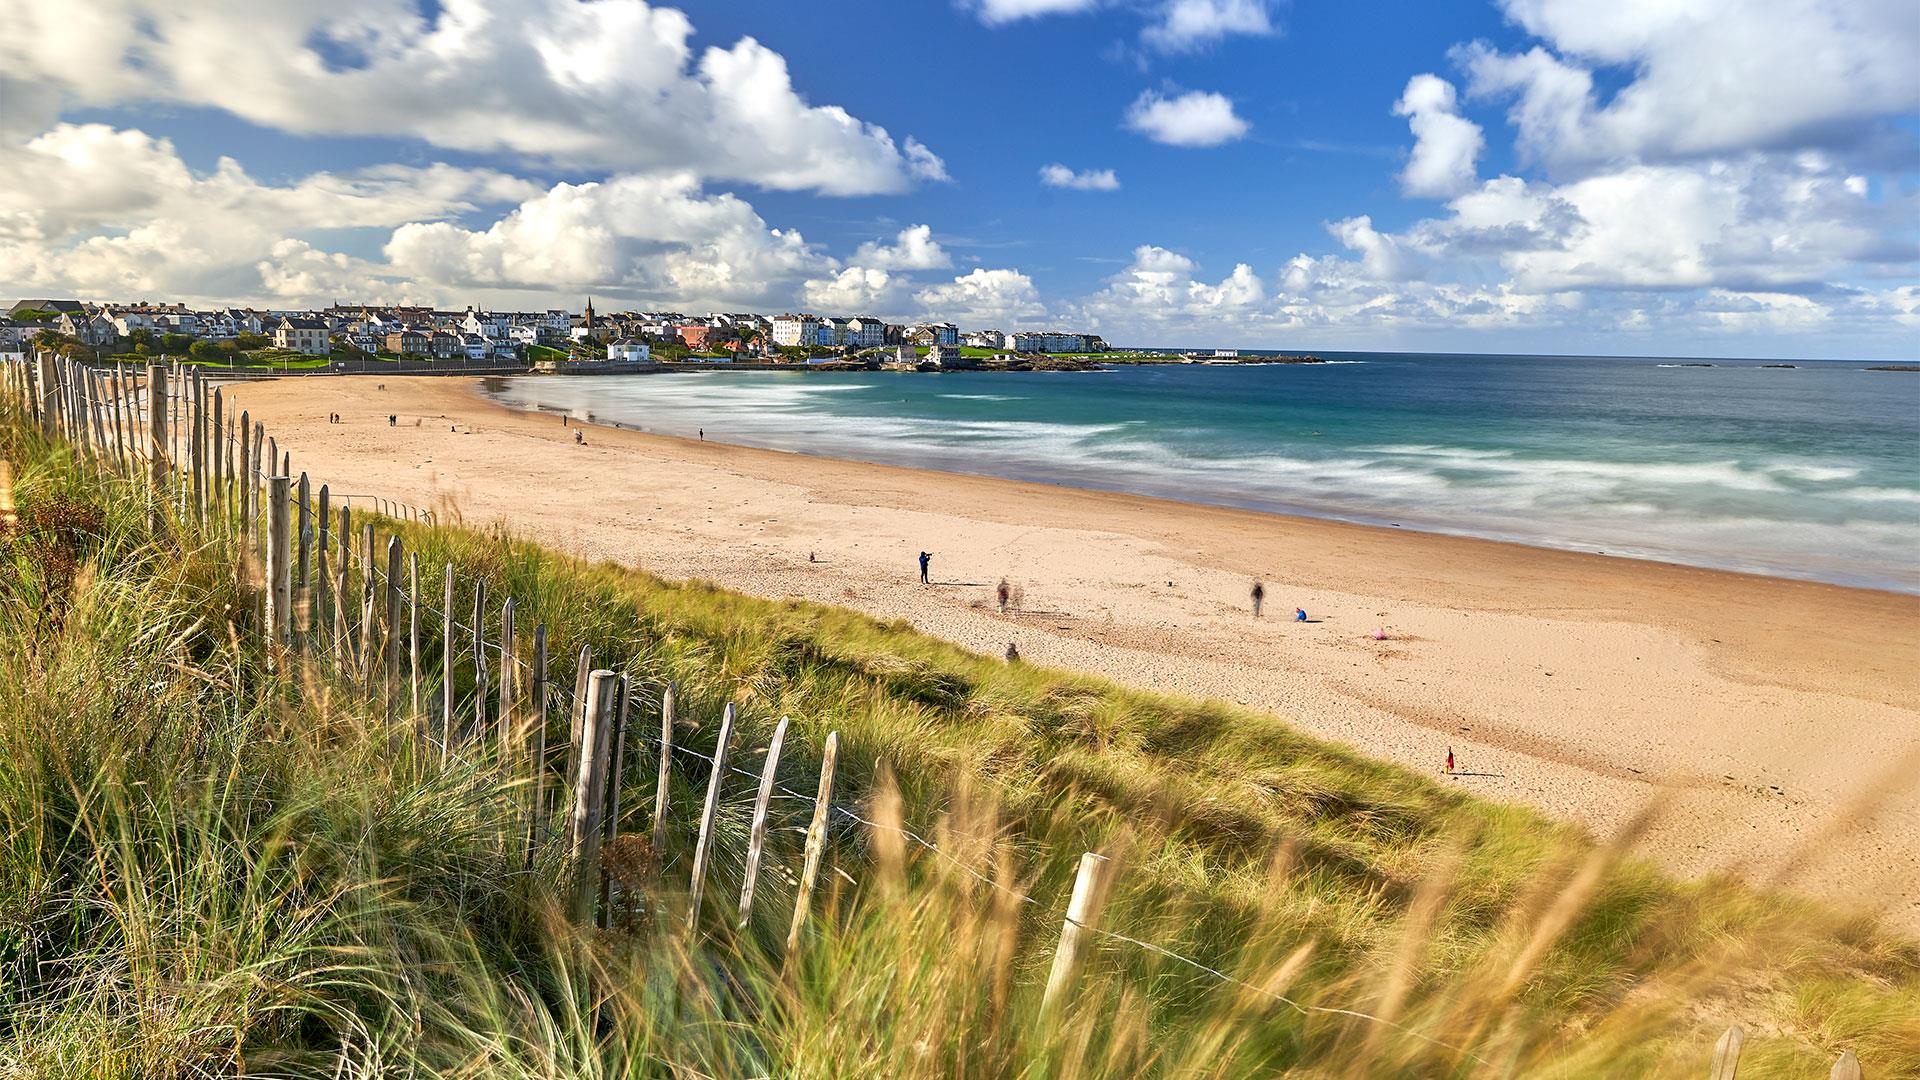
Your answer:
(607, 339), (651, 363)
(962, 329), (1006, 349)
(771, 313), (820, 347)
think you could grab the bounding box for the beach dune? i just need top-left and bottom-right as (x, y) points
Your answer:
(235, 375), (1920, 928)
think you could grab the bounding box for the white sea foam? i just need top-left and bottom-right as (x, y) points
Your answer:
(488, 372), (1920, 593)
(1840, 486), (1920, 504)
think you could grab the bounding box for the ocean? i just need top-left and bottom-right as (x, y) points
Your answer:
(485, 353), (1920, 593)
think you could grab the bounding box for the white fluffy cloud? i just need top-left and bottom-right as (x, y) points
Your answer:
(383, 172), (826, 309)
(1124, 89), (1249, 147)
(1461, 0), (1919, 172)
(1040, 164), (1122, 191)
(1393, 75), (1484, 197)
(914, 268), (1046, 325)
(0, 122), (534, 300)
(1081, 245), (1263, 322)
(0, 0), (941, 196)
(1142, 0), (1276, 52)
(1327, 216), (1421, 282)
(801, 266), (898, 313)
(850, 225), (952, 271)
(1399, 155), (1907, 293)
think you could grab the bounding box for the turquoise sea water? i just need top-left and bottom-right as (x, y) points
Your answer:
(486, 353), (1920, 593)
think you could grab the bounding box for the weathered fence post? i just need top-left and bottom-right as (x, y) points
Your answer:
(357, 518), (374, 672)
(250, 423), (265, 544)
(408, 553), (422, 719)
(652, 682), (676, 856)
(498, 597), (516, 758)
(686, 702), (738, 931)
(145, 364), (168, 533)
(1709, 1025), (1743, 1080)
(569, 670), (619, 924)
(266, 476), (292, 651)
(341, 511), (357, 666)
(785, 731), (840, 957)
(296, 472), (311, 593)
(441, 562), (455, 760)
(738, 715), (791, 926)
(471, 577), (489, 741)
(237, 410), (250, 545)
(598, 674), (632, 929)
(385, 536), (404, 718)
(317, 484), (330, 572)
(1040, 851), (1111, 1026)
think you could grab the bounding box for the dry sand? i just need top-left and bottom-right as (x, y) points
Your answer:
(235, 375), (1920, 928)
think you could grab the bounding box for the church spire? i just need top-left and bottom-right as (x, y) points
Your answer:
(584, 295), (596, 328)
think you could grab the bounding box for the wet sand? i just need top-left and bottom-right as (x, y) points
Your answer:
(234, 375), (1920, 929)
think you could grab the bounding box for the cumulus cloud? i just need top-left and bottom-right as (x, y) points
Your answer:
(1040, 164), (1122, 191)
(914, 268), (1046, 324)
(1393, 75), (1484, 197)
(1327, 216), (1420, 282)
(1460, 0), (1919, 172)
(1124, 89), (1249, 147)
(383, 172), (825, 309)
(1399, 157), (1908, 293)
(1079, 246), (1263, 328)
(0, 122), (532, 300)
(850, 225), (952, 271)
(1142, 0), (1276, 52)
(0, 0), (941, 196)
(801, 266), (898, 312)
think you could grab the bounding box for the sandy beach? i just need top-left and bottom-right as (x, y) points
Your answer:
(233, 374), (1920, 927)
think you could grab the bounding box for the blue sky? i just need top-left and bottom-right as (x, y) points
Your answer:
(2, 0), (1916, 356)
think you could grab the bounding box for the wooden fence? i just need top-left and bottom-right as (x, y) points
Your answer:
(0, 351), (1880, 1077)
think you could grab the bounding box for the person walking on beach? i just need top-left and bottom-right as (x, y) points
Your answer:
(1250, 580), (1265, 617)
(997, 578), (1011, 614)
(698, 428), (704, 441)
(574, 429), (584, 445)
(1445, 746), (1455, 775)
(918, 551), (932, 585)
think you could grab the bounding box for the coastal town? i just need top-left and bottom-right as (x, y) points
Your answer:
(0, 296), (1156, 372)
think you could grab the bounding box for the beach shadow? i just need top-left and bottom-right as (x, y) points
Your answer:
(1447, 771), (1507, 779)
(934, 580), (990, 587)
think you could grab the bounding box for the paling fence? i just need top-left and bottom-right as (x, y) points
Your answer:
(0, 351), (1875, 1079)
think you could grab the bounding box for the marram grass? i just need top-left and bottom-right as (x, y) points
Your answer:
(0, 408), (1914, 1077)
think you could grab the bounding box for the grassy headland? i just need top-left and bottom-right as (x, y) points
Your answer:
(0, 402), (1913, 1076)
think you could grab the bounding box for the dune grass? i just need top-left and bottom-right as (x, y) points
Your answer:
(0, 403), (1914, 1077)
